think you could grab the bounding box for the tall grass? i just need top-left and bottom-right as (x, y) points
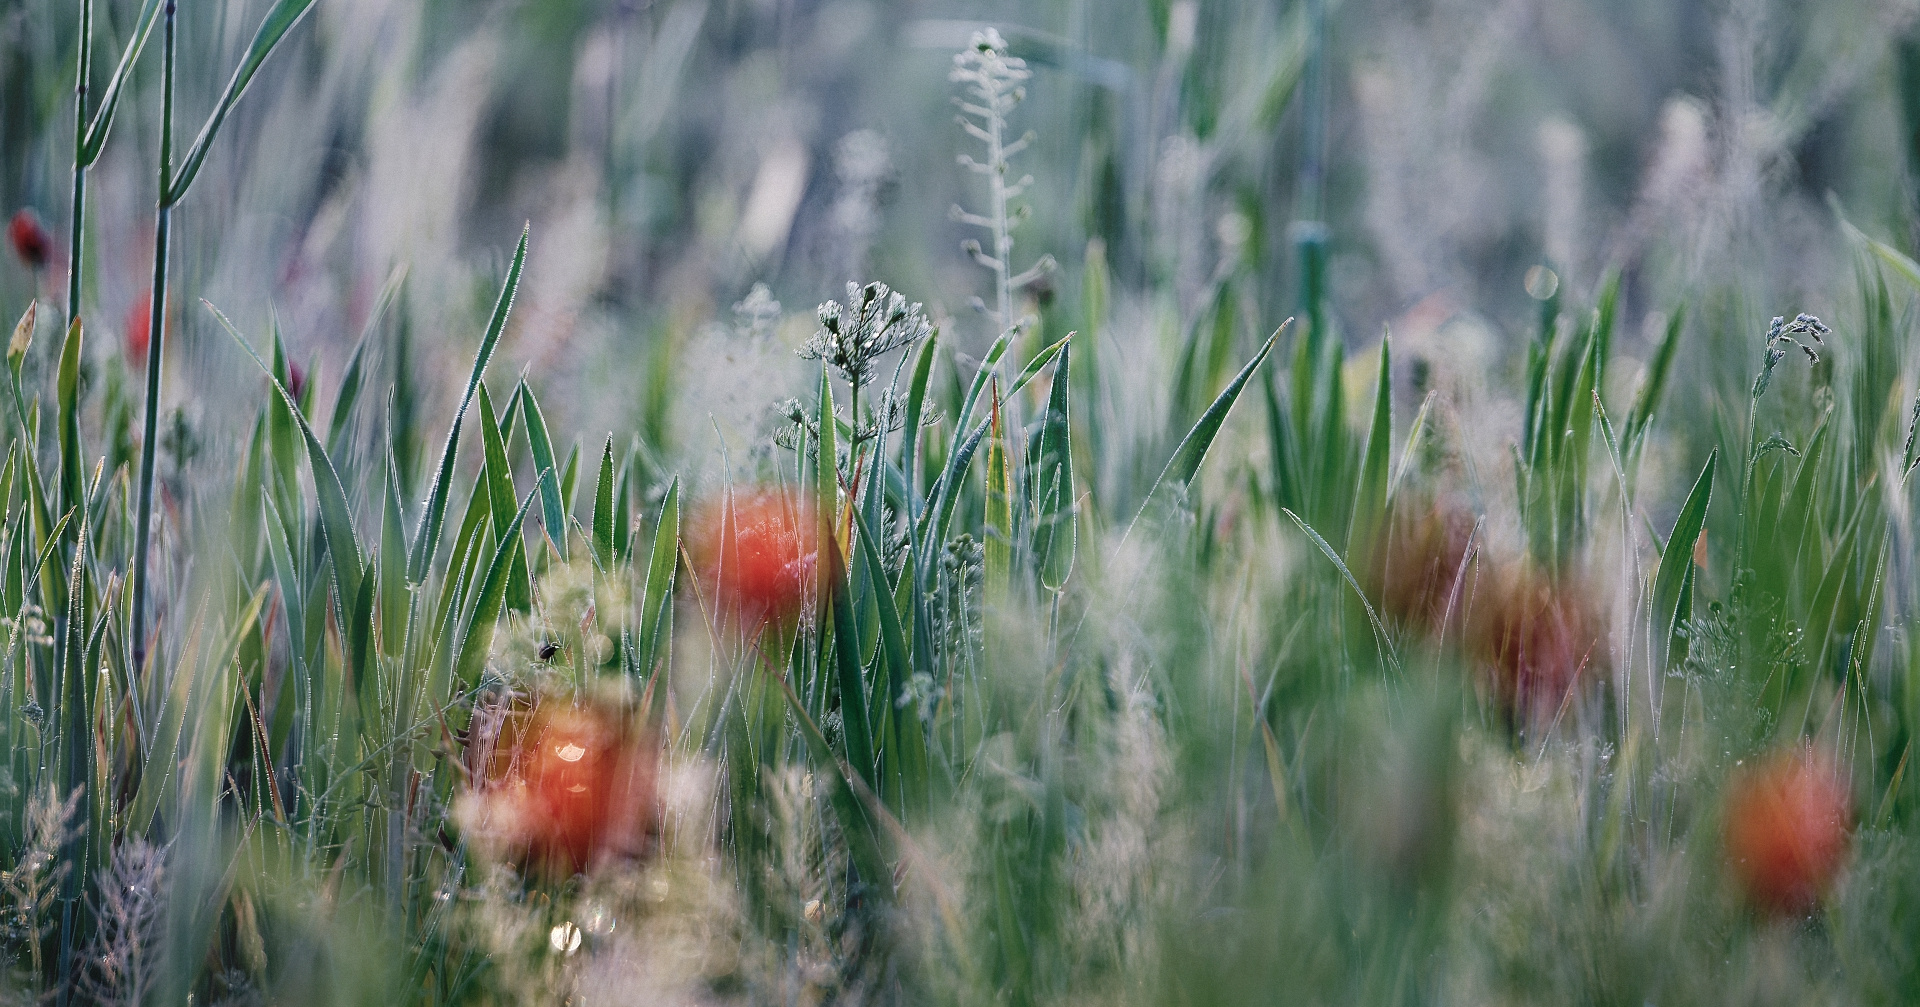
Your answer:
(0, 1), (1916, 1004)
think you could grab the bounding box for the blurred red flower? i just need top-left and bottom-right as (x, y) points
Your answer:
(8, 210), (51, 270)
(126, 290), (153, 363)
(692, 490), (819, 631)
(1369, 499), (1601, 728)
(459, 694), (660, 876)
(1468, 569), (1598, 728)
(1724, 746), (1850, 915)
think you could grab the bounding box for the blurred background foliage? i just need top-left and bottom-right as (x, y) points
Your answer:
(1, 0), (1919, 1003)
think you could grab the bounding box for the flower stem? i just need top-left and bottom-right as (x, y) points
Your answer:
(131, 0), (176, 670)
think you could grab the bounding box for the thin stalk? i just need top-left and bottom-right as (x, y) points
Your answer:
(132, 0), (176, 669)
(988, 103), (1012, 336)
(66, 0), (94, 328)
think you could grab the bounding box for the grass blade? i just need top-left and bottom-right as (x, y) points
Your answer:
(78, 0), (164, 165)
(1135, 324), (1284, 523)
(210, 301), (365, 609)
(477, 385), (531, 610)
(635, 479), (678, 682)
(409, 226), (527, 583)
(166, 0), (320, 202)
(453, 482), (543, 688)
(591, 435), (616, 569)
(1281, 507), (1400, 675)
(1652, 450), (1715, 670)
(517, 382), (569, 560)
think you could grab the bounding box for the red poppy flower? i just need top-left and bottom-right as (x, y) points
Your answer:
(8, 210), (51, 270)
(1372, 501), (1477, 635)
(1468, 569), (1598, 728)
(1724, 747), (1850, 915)
(1367, 498), (1601, 728)
(692, 490), (819, 631)
(460, 695), (660, 876)
(126, 290), (153, 363)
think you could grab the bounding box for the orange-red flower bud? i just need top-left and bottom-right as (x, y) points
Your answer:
(1724, 747), (1850, 915)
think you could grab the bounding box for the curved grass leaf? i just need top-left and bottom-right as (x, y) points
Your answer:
(453, 483), (543, 687)
(477, 385), (530, 610)
(850, 504), (928, 819)
(1623, 304), (1684, 458)
(326, 270), (404, 453)
(516, 383), (569, 560)
(56, 318), (84, 519)
(1652, 450), (1715, 670)
(1135, 324), (1284, 525)
(166, 0), (321, 203)
(635, 479), (679, 682)
(1346, 329), (1390, 557)
(210, 301), (364, 608)
(79, 0), (165, 166)
(591, 435), (616, 569)
(900, 335), (939, 519)
(1033, 340), (1075, 590)
(409, 227), (527, 583)
(1281, 507), (1400, 676)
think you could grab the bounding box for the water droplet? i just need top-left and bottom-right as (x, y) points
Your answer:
(550, 921), (583, 955)
(556, 742), (587, 762)
(583, 902), (616, 936)
(1524, 265), (1559, 301)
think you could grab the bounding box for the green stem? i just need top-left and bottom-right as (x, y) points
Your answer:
(132, 0), (176, 669)
(66, 0), (91, 329)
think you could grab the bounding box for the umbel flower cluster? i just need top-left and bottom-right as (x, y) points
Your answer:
(803, 280), (934, 391)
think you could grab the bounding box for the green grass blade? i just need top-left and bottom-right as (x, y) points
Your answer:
(55, 317), (84, 520)
(79, 0), (164, 166)
(1623, 305), (1684, 457)
(824, 530), (878, 793)
(516, 382), (568, 560)
(453, 482), (542, 688)
(591, 435), (616, 569)
(409, 227), (527, 583)
(477, 385), (530, 611)
(210, 301), (365, 609)
(767, 663), (889, 893)
(901, 334), (939, 517)
(1281, 507), (1400, 675)
(1347, 329), (1391, 557)
(165, 0), (320, 203)
(325, 272), (403, 453)
(1652, 450), (1715, 670)
(850, 504), (927, 819)
(1136, 324), (1283, 522)
(1033, 341), (1075, 590)
(635, 479), (678, 682)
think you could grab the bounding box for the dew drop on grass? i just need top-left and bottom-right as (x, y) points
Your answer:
(583, 902), (616, 936)
(1524, 265), (1559, 300)
(550, 921), (583, 955)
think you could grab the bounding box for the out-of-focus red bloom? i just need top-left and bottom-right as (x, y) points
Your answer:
(1468, 569), (1598, 727)
(692, 490), (819, 631)
(1367, 498), (1601, 728)
(458, 694), (660, 876)
(1372, 502), (1477, 635)
(126, 290), (153, 363)
(8, 210), (51, 270)
(1724, 746), (1851, 915)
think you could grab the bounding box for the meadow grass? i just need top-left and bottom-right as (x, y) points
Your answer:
(0, 2), (1918, 1005)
